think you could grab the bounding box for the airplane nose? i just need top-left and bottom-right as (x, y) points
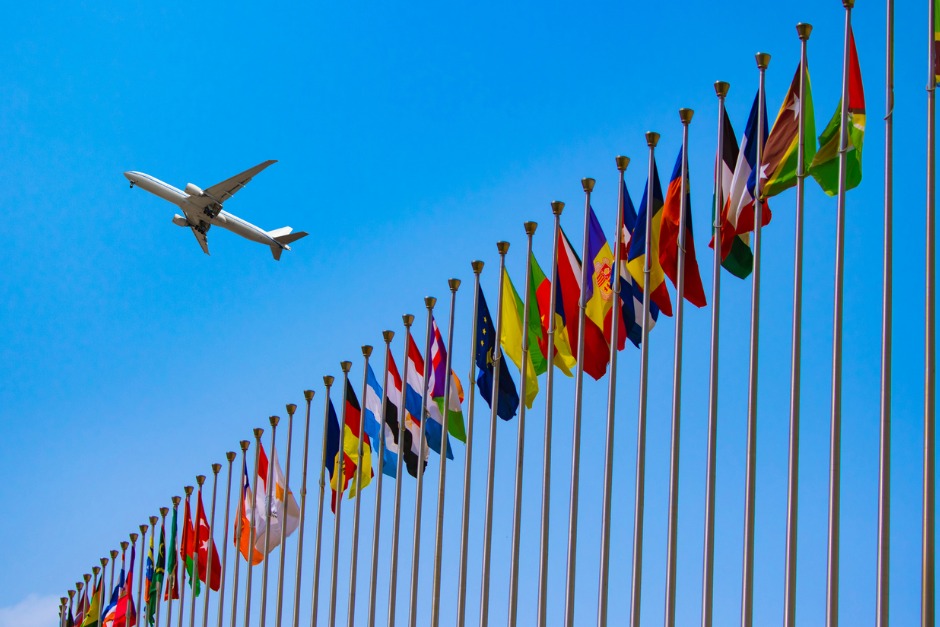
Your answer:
(123, 171), (134, 181)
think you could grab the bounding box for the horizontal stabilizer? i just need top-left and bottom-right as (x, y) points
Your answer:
(273, 231), (308, 246)
(269, 230), (308, 261)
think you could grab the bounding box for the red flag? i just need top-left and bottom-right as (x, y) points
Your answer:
(660, 145), (707, 308)
(195, 491), (222, 591)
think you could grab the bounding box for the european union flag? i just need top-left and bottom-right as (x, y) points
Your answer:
(475, 284), (519, 421)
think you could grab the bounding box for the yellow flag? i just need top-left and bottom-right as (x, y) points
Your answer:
(500, 268), (539, 408)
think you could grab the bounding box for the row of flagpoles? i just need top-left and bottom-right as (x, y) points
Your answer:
(58, 0), (937, 625)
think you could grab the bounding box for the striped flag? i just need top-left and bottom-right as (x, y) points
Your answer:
(531, 252), (576, 374)
(762, 61), (816, 199)
(627, 160), (674, 316)
(619, 180), (659, 346)
(364, 363), (398, 477)
(500, 268), (540, 407)
(660, 143), (707, 307)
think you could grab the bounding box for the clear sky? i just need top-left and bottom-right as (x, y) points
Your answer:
(0, 1), (931, 626)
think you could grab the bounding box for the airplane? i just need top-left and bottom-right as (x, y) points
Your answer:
(123, 160), (307, 260)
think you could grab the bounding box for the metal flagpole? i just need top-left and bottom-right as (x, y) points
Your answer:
(826, 4), (853, 624)
(368, 331), (395, 627)
(348, 346), (375, 627)
(388, 315), (415, 627)
(563, 178), (596, 626)
(92, 567), (101, 623)
(230, 441), (251, 627)
(66, 589), (74, 627)
(702, 82), (728, 627)
(137, 524), (149, 625)
(537, 202), (564, 627)
(925, 0), (937, 622)
(598, 157), (629, 627)
(203, 465), (222, 627)
(783, 24), (812, 627)
(191, 476), (206, 627)
(109, 550), (118, 599)
(259, 417), (281, 627)
(408, 297), (437, 627)
(311, 378), (335, 627)
(877, 3), (894, 626)
(167, 498), (181, 627)
(76, 580), (85, 626)
(508, 224), (536, 627)
(214, 453), (236, 627)
(292, 390), (315, 627)
(629, 133), (660, 627)
(58, 597), (66, 627)
(244, 428), (265, 627)
(479, 242), (510, 627)
(458, 262), (484, 627)
(180, 487), (193, 627)
(431, 279), (461, 626)
(329, 362), (353, 627)
(156, 508), (169, 627)
(741, 52), (769, 627)
(275, 403), (298, 627)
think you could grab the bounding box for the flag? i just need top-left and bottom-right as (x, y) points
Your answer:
(391, 352), (427, 477)
(74, 589), (88, 627)
(194, 491), (222, 591)
(530, 252), (576, 374)
(253, 445), (301, 552)
(809, 26), (865, 195)
(68, 605), (76, 627)
(340, 378), (373, 496)
(102, 565), (126, 627)
(182, 496), (200, 597)
(146, 523), (165, 625)
(499, 268), (540, 408)
(81, 579), (104, 627)
(761, 62), (816, 199)
(113, 545), (137, 627)
(427, 317), (467, 450)
(627, 161), (674, 316)
(405, 334), (453, 459)
(324, 399), (347, 513)
(475, 283), (520, 421)
(718, 91), (771, 278)
(237, 459), (264, 565)
(619, 180), (660, 346)
(164, 507), (179, 601)
(660, 145), (707, 307)
(364, 363), (398, 478)
(708, 108), (753, 278)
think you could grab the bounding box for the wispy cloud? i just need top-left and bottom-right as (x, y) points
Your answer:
(0, 594), (61, 627)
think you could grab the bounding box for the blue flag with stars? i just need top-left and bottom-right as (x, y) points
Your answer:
(475, 283), (519, 421)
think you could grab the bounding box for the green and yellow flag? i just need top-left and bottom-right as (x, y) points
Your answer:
(762, 62), (816, 199)
(500, 267), (541, 408)
(530, 252), (576, 376)
(80, 579), (102, 627)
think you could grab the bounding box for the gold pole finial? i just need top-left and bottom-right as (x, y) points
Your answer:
(77, 581), (85, 592)
(524, 221), (538, 235)
(184, 485), (194, 496)
(715, 81), (730, 97)
(551, 201), (565, 216)
(68, 590), (75, 599)
(341, 361), (352, 373)
(240, 440), (251, 452)
(61, 596), (68, 606)
(796, 23), (813, 40)
(120, 541), (129, 551)
(93, 566), (101, 577)
(269, 415), (280, 427)
(159, 506), (169, 517)
(212, 462), (222, 473)
(253, 427), (264, 439)
(646, 132), (661, 147)
(497, 241), (510, 255)
(226, 451), (237, 462)
(581, 178), (595, 193)
(362, 345), (374, 358)
(100, 557), (108, 568)
(842, 0), (854, 8)
(196, 475), (206, 486)
(171, 495), (182, 505)
(382, 330), (395, 342)
(149, 515), (159, 526)
(83, 573), (91, 585)
(403, 314), (415, 327)
(323, 375), (335, 387)
(304, 390), (315, 401)
(424, 296), (437, 309)
(756, 52), (771, 69)
(287, 403), (298, 416)
(110, 549), (119, 559)
(471, 260), (485, 274)
(139, 523), (148, 534)
(130, 532), (139, 543)
(448, 278), (461, 291)
(616, 156), (630, 172)
(679, 108), (694, 124)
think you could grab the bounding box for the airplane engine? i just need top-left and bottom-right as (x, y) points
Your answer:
(171, 214), (189, 227)
(184, 183), (204, 196)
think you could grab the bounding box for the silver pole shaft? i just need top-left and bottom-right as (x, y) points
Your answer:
(348, 348), (374, 627)
(431, 281), (461, 626)
(925, 0), (937, 622)
(329, 366), (352, 627)
(563, 178), (596, 626)
(191, 484), (204, 627)
(388, 317), (414, 627)
(137, 526), (149, 627)
(310, 380), (335, 627)
(479, 242), (510, 627)
(630, 133), (660, 627)
(741, 53), (768, 627)
(537, 205), (564, 627)
(179, 497), (190, 627)
(408, 300), (436, 627)
(156, 515), (166, 627)
(259, 420), (280, 627)
(291, 391), (315, 627)
(368, 336), (394, 627)
(598, 160), (628, 627)
(508, 225), (537, 626)
(784, 28), (811, 627)
(245, 432), (264, 627)
(230, 447), (249, 627)
(457, 263), (483, 627)
(167, 506), (178, 627)
(216, 455), (237, 627)
(275, 408), (297, 627)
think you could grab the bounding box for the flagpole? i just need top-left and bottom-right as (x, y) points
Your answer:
(167, 498), (181, 627)
(59, 596), (66, 627)
(311, 378), (335, 627)
(259, 416), (281, 627)
(826, 4), (853, 624)
(408, 297), (437, 627)
(479, 241), (510, 627)
(925, 0), (937, 622)
(119, 542), (128, 611)
(877, 4), (894, 627)
(598, 158), (629, 627)
(329, 362), (352, 627)
(191, 476), (206, 627)
(66, 589), (74, 627)
(741, 52), (769, 627)
(156, 508), (169, 627)
(457, 261), (483, 627)
(431, 279), (461, 627)
(76, 579), (85, 626)
(179, 487), (193, 627)
(537, 202), (564, 627)
(136, 524), (148, 625)
(275, 403), (298, 627)
(291, 390), (315, 627)
(388, 315), (414, 627)
(204, 466), (222, 627)
(629, 131), (660, 627)
(348, 345), (374, 627)
(368, 331), (394, 627)
(244, 428), (265, 627)
(230, 441), (251, 627)
(110, 550), (119, 600)
(563, 177), (596, 626)
(507, 224), (536, 626)
(214, 454), (236, 627)
(93, 566), (101, 625)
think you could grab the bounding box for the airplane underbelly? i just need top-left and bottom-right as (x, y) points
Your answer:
(217, 215), (269, 245)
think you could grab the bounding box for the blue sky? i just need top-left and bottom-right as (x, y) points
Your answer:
(0, 1), (932, 626)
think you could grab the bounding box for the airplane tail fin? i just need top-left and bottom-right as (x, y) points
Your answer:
(268, 227), (308, 261)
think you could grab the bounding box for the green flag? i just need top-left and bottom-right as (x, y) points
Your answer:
(146, 524), (166, 626)
(499, 268), (540, 408)
(762, 62), (816, 199)
(164, 506), (179, 600)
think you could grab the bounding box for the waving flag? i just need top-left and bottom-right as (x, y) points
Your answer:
(74, 589), (88, 627)
(405, 334), (453, 459)
(529, 253), (576, 374)
(145, 522), (165, 625)
(392, 353), (427, 477)
(324, 400), (346, 512)
(194, 491), (221, 591)
(164, 506), (179, 601)
(762, 62), (816, 199)
(500, 268), (540, 407)
(182, 496), (199, 596)
(708, 108), (754, 278)
(475, 283), (519, 421)
(247, 443), (303, 554)
(364, 364), (398, 477)
(80, 579), (103, 627)
(660, 144), (707, 307)
(237, 459), (264, 565)
(627, 161), (674, 316)
(427, 317), (466, 452)
(619, 180), (659, 346)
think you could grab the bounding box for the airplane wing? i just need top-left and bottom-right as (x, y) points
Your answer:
(190, 223), (210, 255)
(203, 160), (277, 206)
